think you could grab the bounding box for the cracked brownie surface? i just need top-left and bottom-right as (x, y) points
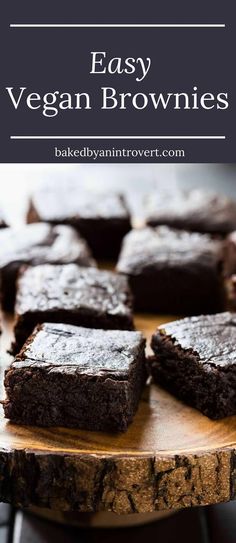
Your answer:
(14, 263), (134, 352)
(4, 323), (146, 431)
(150, 312), (236, 419)
(117, 226), (224, 274)
(0, 223), (95, 310)
(117, 226), (225, 314)
(0, 222), (95, 268)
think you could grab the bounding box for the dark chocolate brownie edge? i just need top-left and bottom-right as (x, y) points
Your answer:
(1, 264), (22, 312)
(150, 331), (236, 419)
(77, 217), (131, 260)
(13, 304), (135, 355)
(4, 331), (146, 432)
(125, 266), (224, 315)
(27, 199), (131, 259)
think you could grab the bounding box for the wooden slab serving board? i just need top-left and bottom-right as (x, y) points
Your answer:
(0, 313), (236, 515)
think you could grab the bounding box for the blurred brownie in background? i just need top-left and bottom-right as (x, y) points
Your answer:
(224, 231), (236, 277)
(116, 226), (225, 314)
(225, 276), (236, 310)
(13, 263), (134, 352)
(0, 209), (7, 228)
(0, 223), (96, 311)
(144, 189), (236, 235)
(27, 186), (131, 259)
(223, 232), (236, 310)
(4, 323), (146, 431)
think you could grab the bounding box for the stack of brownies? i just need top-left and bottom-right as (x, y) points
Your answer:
(2, 183), (236, 431)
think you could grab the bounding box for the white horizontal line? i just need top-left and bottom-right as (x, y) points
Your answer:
(11, 135), (226, 140)
(10, 23), (226, 28)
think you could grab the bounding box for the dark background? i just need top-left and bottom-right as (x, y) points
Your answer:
(0, 1), (235, 162)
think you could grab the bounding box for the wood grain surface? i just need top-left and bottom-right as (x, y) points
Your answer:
(0, 313), (236, 514)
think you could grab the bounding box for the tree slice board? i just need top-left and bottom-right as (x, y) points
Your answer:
(0, 313), (236, 514)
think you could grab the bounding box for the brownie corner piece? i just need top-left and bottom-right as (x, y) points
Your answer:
(4, 323), (146, 432)
(13, 263), (134, 353)
(116, 226), (224, 314)
(149, 312), (236, 419)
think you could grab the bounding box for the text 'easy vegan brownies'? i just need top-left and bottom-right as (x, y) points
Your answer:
(116, 226), (225, 314)
(4, 323), (146, 432)
(13, 263), (134, 352)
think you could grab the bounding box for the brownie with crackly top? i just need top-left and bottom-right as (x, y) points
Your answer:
(150, 312), (236, 419)
(4, 322), (146, 431)
(0, 223), (96, 311)
(13, 263), (134, 353)
(116, 226), (225, 314)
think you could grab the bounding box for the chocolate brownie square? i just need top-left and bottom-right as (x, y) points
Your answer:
(27, 186), (131, 259)
(116, 226), (225, 314)
(3, 323), (146, 431)
(150, 312), (236, 419)
(144, 189), (236, 234)
(0, 223), (96, 311)
(14, 263), (134, 352)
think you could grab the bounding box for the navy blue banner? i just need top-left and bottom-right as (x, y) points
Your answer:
(0, 1), (235, 162)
